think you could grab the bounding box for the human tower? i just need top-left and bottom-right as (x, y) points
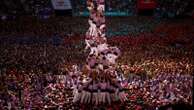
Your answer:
(73, 0), (127, 107)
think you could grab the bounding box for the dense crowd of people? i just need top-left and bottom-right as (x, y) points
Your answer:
(0, 14), (193, 110)
(0, 50), (192, 109)
(0, 0), (51, 15)
(123, 65), (192, 109)
(156, 0), (193, 17)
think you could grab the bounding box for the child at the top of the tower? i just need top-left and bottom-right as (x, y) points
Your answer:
(87, 0), (105, 11)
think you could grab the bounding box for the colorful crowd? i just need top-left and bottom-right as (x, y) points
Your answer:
(0, 15), (193, 109)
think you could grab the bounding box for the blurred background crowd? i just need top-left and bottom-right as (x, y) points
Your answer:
(0, 0), (193, 110)
(0, 0), (194, 17)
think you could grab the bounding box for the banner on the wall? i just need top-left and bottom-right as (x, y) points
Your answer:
(51, 0), (72, 10)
